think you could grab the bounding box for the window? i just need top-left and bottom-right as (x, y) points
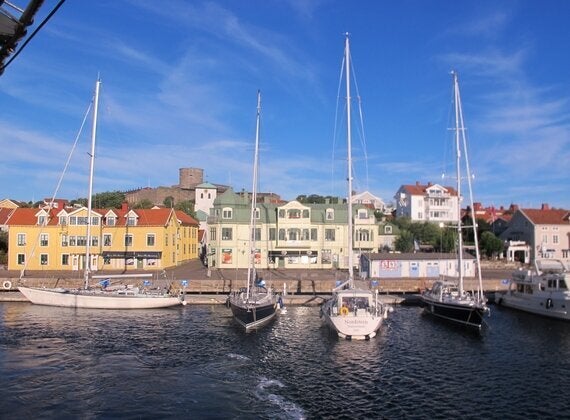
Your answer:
(278, 229), (286, 241)
(107, 216), (116, 226)
(61, 254), (69, 266)
(254, 228), (261, 241)
(221, 228), (233, 241)
(269, 228), (276, 241)
(69, 216), (77, 225)
(40, 234), (49, 247)
(38, 215), (47, 225)
(385, 225), (393, 234)
(91, 216), (99, 226)
(77, 216), (88, 225)
(127, 216), (137, 226)
(358, 209), (368, 219)
(302, 229), (310, 241)
(278, 209), (285, 218)
(311, 228), (317, 241)
(553, 235), (559, 244)
(288, 209), (301, 219)
(17, 254), (25, 265)
(61, 235), (68, 247)
(325, 229), (335, 241)
(254, 207), (260, 219)
(59, 215), (67, 225)
(125, 234), (133, 247)
(321, 249), (332, 264)
(17, 233), (26, 246)
(77, 236), (87, 246)
(222, 208), (233, 219)
(209, 227), (217, 241)
(69, 236), (77, 246)
(302, 209), (310, 218)
(357, 229), (370, 241)
(288, 228), (300, 241)
(40, 254), (48, 265)
(326, 209), (334, 220)
(91, 236), (98, 247)
(147, 234), (155, 246)
(103, 234), (112, 246)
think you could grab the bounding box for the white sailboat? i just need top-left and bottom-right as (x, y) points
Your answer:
(320, 34), (391, 340)
(18, 78), (182, 309)
(227, 91), (278, 330)
(421, 71), (489, 329)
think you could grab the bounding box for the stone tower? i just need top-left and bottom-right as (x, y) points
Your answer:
(179, 168), (204, 190)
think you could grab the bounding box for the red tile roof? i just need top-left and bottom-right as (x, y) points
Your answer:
(6, 207), (199, 227)
(521, 208), (570, 225)
(401, 183), (458, 196)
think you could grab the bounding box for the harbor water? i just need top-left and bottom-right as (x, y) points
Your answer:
(0, 302), (568, 419)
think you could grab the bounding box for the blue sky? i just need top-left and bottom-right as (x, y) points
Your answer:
(1, 0), (569, 209)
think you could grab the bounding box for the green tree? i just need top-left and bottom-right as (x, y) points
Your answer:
(174, 200), (195, 217)
(435, 227), (457, 253)
(480, 231), (504, 258)
(395, 229), (414, 252)
(163, 196), (175, 208)
(133, 199), (154, 209)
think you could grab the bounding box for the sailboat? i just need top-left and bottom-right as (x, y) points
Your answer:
(18, 78), (182, 309)
(227, 91), (278, 330)
(320, 34), (391, 340)
(421, 71), (489, 329)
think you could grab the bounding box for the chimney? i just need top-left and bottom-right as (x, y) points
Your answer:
(122, 202), (129, 211)
(416, 181), (420, 186)
(541, 203), (550, 210)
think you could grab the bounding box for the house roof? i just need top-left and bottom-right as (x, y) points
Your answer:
(0, 207), (15, 224)
(6, 207), (199, 227)
(400, 183), (458, 196)
(520, 208), (570, 225)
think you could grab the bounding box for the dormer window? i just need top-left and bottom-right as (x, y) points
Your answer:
(288, 209), (301, 219)
(326, 208), (334, 220)
(254, 207), (260, 219)
(127, 216), (137, 226)
(222, 207), (233, 219)
(59, 215), (67, 225)
(358, 209), (368, 219)
(107, 216), (116, 226)
(385, 225), (393, 234)
(38, 215), (47, 226)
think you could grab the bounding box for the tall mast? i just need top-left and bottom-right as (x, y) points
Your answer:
(246, 90), (261, 299)
(84, 78), (100, 290)
(345, 33), (354, 287)
(454, 71), (484, 301)
(452, 71), (464, 295)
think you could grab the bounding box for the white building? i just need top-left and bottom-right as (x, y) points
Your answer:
(394, 182), (459, 223)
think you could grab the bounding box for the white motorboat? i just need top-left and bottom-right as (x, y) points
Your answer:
(496, 259), (570, 320)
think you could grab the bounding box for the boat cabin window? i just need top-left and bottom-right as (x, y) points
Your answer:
(560, 279), (568, 290)
(341, 296), (369, 310)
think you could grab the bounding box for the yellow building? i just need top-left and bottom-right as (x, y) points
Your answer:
(6, 204), (199, 272)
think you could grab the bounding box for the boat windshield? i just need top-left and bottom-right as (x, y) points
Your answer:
(340, 296), (370, 311)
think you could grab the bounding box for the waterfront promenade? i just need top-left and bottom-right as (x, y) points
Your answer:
(0, 259), (514, 304)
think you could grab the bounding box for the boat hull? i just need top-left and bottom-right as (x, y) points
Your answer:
(496, 293), (570, 321)
(228, 288), (277, 330)
(321, 288), (387, 340)
(18, 287), (182, 309)
(422, 295), (487, 329)
(229, 300), (277, 330)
